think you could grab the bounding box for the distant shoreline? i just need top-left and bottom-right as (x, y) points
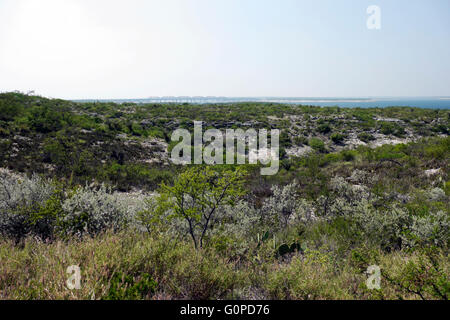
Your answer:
(73, 97), (450, 109)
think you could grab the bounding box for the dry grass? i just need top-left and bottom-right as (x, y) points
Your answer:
(1, 231), (447, 300)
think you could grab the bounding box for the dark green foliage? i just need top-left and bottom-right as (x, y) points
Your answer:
(432, 123), (449, 134)
(309, 138), (326, 152)
(103, 272), (157, 300)
(6, 190), (64, 243)
(358, 132), (375, 143)
(341, 150), (356, 161)
(26, 105), (70, 133)
(277, 244), (291, 256)
(0, 97), (23, 121)
(276, 240), (302, 257)
(379, 122), (405, 137)
(99, 163), (175, 191)
(317, 123), (332, 134)
(279, 131), (292, 148)
(330, 133), (345, 144)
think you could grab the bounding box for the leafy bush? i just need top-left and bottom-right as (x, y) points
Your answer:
(100, 163), (174, 191)
(261, 182), (300, 229)
(380, 122), (405, 137)
(26, 105), (71, 134)
(331, 133), (345, 144)
(355, 206), (411, 251)
(405, 211), (449, 248)
(309, 138), (326, 152)
(0, 169), (56, 241)
(431, 124), (449, 135)
(211, 200), (260, 250)
(158, 166), (247, 248)
(382, 248), (449, 300)
(61, 185), (131, 237)
(341, 150), (357, 161)
(0, 98), (23, 121)
(317, 124), (332, 134)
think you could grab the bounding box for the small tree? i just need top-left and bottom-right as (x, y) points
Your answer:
(159, 166), (246, 249)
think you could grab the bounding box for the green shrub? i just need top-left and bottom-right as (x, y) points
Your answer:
(0, 100), (22, 121)
(293, 135), (308, 146)
(380, 122), (405, 137)
(158, 166), (247, 249)
(131, 122), (145, 136)
(331, 133), (345, 144)
(309, 138), (326, 152)
(424, 137), (449, 160)
(0, 169), (57, 242)
(263, 252), (352, 299)
(61, 185), (131, 237)
(358, 132), (375, 143)
(341, 150), (357, 161)
(323, 153), (341, 164)
(103, 272), (157, 300)
(432, 124), (449, 135)
(317, 124), (331, 134)
(383, 248), (449, 300)
(100, 163), (174, 191)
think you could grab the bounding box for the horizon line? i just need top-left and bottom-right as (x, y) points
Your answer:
(71, 95), (450, 100)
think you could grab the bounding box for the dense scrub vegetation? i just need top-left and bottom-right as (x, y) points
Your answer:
(1, 92), (448, 190)
(0, 92), (448, 300)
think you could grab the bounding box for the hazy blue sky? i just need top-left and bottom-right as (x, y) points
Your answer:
(0, 0), (449, 99)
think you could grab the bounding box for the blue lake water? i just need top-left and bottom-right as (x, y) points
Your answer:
(282, 98), (450, 109)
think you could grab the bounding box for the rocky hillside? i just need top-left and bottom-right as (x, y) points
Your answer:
(0, 92), (448, 191)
